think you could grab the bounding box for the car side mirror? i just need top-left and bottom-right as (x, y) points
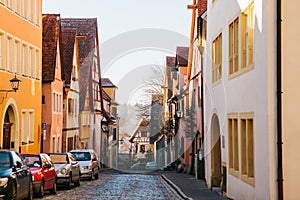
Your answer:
(92, 158), (97, 161)
(44, 163), (52, 169)
(16, 161), (22, 169)
(71, 161), (77, 165)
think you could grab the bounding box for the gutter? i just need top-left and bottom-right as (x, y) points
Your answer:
(276, 0), (283, 199)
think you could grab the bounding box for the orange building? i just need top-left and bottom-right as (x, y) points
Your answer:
(0, 1), (42, 153)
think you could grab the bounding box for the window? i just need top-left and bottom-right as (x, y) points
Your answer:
(229, 18), (239, 75)
(68, 98), (73, 115)
(228, 113), (239, 177)
(35, 49), (40, 79)
(21, 111), (26, 144)
(28, 111), (34, 143)
(241, 2), (254, 69)
(52, 137), (56, 153)
(14, 39), (21, 74)
(212, 33), (222, 83)
(240, 113), (254, 186)
(29, 46), (34, 77)
(7, 35), (13, 72)
(22, 43), (27, 75)
(0, 32), (4, 70)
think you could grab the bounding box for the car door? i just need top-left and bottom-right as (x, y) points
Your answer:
(43, 154), (57, 189)
(69, 154), (80, 180)
(11, 151), (30, 198)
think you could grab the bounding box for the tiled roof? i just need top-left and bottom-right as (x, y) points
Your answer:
(166, 56), (176, 67)
(60, 29), (77, 86)
(102, 78), (117, 88)
(198, 0), (207, 17)
(42, 14), (60, 82)
(60, 18), (99, 111)
(176, 46), (189, 66)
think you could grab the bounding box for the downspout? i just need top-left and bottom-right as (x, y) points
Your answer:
(187, 0), (197, 82)
(276, 0), (283, 199)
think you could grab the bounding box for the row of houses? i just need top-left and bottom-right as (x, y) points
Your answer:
(0, 1), (118, 167)
(147, 0), (300, 199)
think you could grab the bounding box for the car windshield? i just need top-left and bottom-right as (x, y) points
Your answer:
(49, 154), (69, 164)
(0, 152), (11, 168)
(22, 155), (41, 168)
(71, 152), (91, 161)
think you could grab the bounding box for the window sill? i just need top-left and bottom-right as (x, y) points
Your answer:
(229, 167), (240, 179)
(241, 174), (255, 187)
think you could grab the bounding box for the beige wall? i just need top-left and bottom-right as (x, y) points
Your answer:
(282, 1), (300, 198)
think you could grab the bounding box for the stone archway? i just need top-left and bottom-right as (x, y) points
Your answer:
(211, 114), (222, 187)
(2, 106), (16, 150)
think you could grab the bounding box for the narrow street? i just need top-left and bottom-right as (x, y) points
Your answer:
(40, 170), (183, 200)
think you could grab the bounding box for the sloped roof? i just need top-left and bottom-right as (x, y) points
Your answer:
(166, 56), (176, 67)
(198, 0), (207, 17)
(60, 18), (99, 111)
(102, 78), (117, 88)
(129, 118), (150, 143)
(176, 46), (189, 66)
(60, 29), (77, 86)
(42, 14), (60, 82)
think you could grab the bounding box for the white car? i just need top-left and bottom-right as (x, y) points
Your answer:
(146, 162), (158, 170)
(70, 149), (100, 180)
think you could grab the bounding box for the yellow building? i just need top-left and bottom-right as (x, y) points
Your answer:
(0, 1), (42, 153)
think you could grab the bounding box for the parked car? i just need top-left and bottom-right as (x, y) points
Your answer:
(21, 153), (57, 197)
(146, 162), (158, 170)
(70, 149), (100, 180)
(130, 162), (146, 170)
(0, 150), (33, 200)
(49, 153), (80, 189)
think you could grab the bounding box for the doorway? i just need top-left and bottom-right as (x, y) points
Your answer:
(210, 114), (222, 187)
(2, 106), (15, 150)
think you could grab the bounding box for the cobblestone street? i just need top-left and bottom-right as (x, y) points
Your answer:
(39, 170), (184, 200)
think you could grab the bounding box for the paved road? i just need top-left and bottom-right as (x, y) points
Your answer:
(39, 170), (184, 200)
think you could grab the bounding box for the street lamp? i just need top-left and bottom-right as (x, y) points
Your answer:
(0, 75), (21, 104)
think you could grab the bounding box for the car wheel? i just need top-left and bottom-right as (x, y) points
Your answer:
(95, 171), (99, 179)
(5, 182), (17, 200)
(37, 181), (44, 197)
(50, 181), (57, 194)
(74, 176), (80, 187)
(66, 176), (72, 190)
(26, 181), (33, 200)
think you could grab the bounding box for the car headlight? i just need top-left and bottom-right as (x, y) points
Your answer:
(32, 176), (35, 182)
(60, 168), (67, 175)
(0, 178), (8, 187)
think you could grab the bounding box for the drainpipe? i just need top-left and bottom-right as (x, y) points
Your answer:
(276, 0), (283, 199)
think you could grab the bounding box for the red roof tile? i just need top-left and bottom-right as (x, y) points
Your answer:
(198, 0), (207, 16)
(60, 29), (77, 86)
(176, 47), (189, 66)
(42, 14), (60, 82)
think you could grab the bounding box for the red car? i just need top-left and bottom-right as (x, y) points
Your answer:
(21, 153), (57, 197)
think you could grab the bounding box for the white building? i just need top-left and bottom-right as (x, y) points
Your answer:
(202, 0), (300, 199)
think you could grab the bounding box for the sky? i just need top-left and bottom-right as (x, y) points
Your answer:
(43, 0), (192, 105)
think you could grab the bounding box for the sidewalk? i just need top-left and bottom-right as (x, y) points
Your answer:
(160, 170), (227, 200)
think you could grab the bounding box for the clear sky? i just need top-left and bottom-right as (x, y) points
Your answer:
(43, 0), (192, 105)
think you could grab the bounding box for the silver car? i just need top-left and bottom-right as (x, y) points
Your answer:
(70, 149), (100, 180)
(49, 153), (80, 189)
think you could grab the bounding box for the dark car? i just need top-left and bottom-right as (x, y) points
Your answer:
(70, 149), (100, 180)
(49, 153), (80, 189)
(130, 162), (146, 170)
(21, 153), (57, 197)
(0, 150), (33, 200)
